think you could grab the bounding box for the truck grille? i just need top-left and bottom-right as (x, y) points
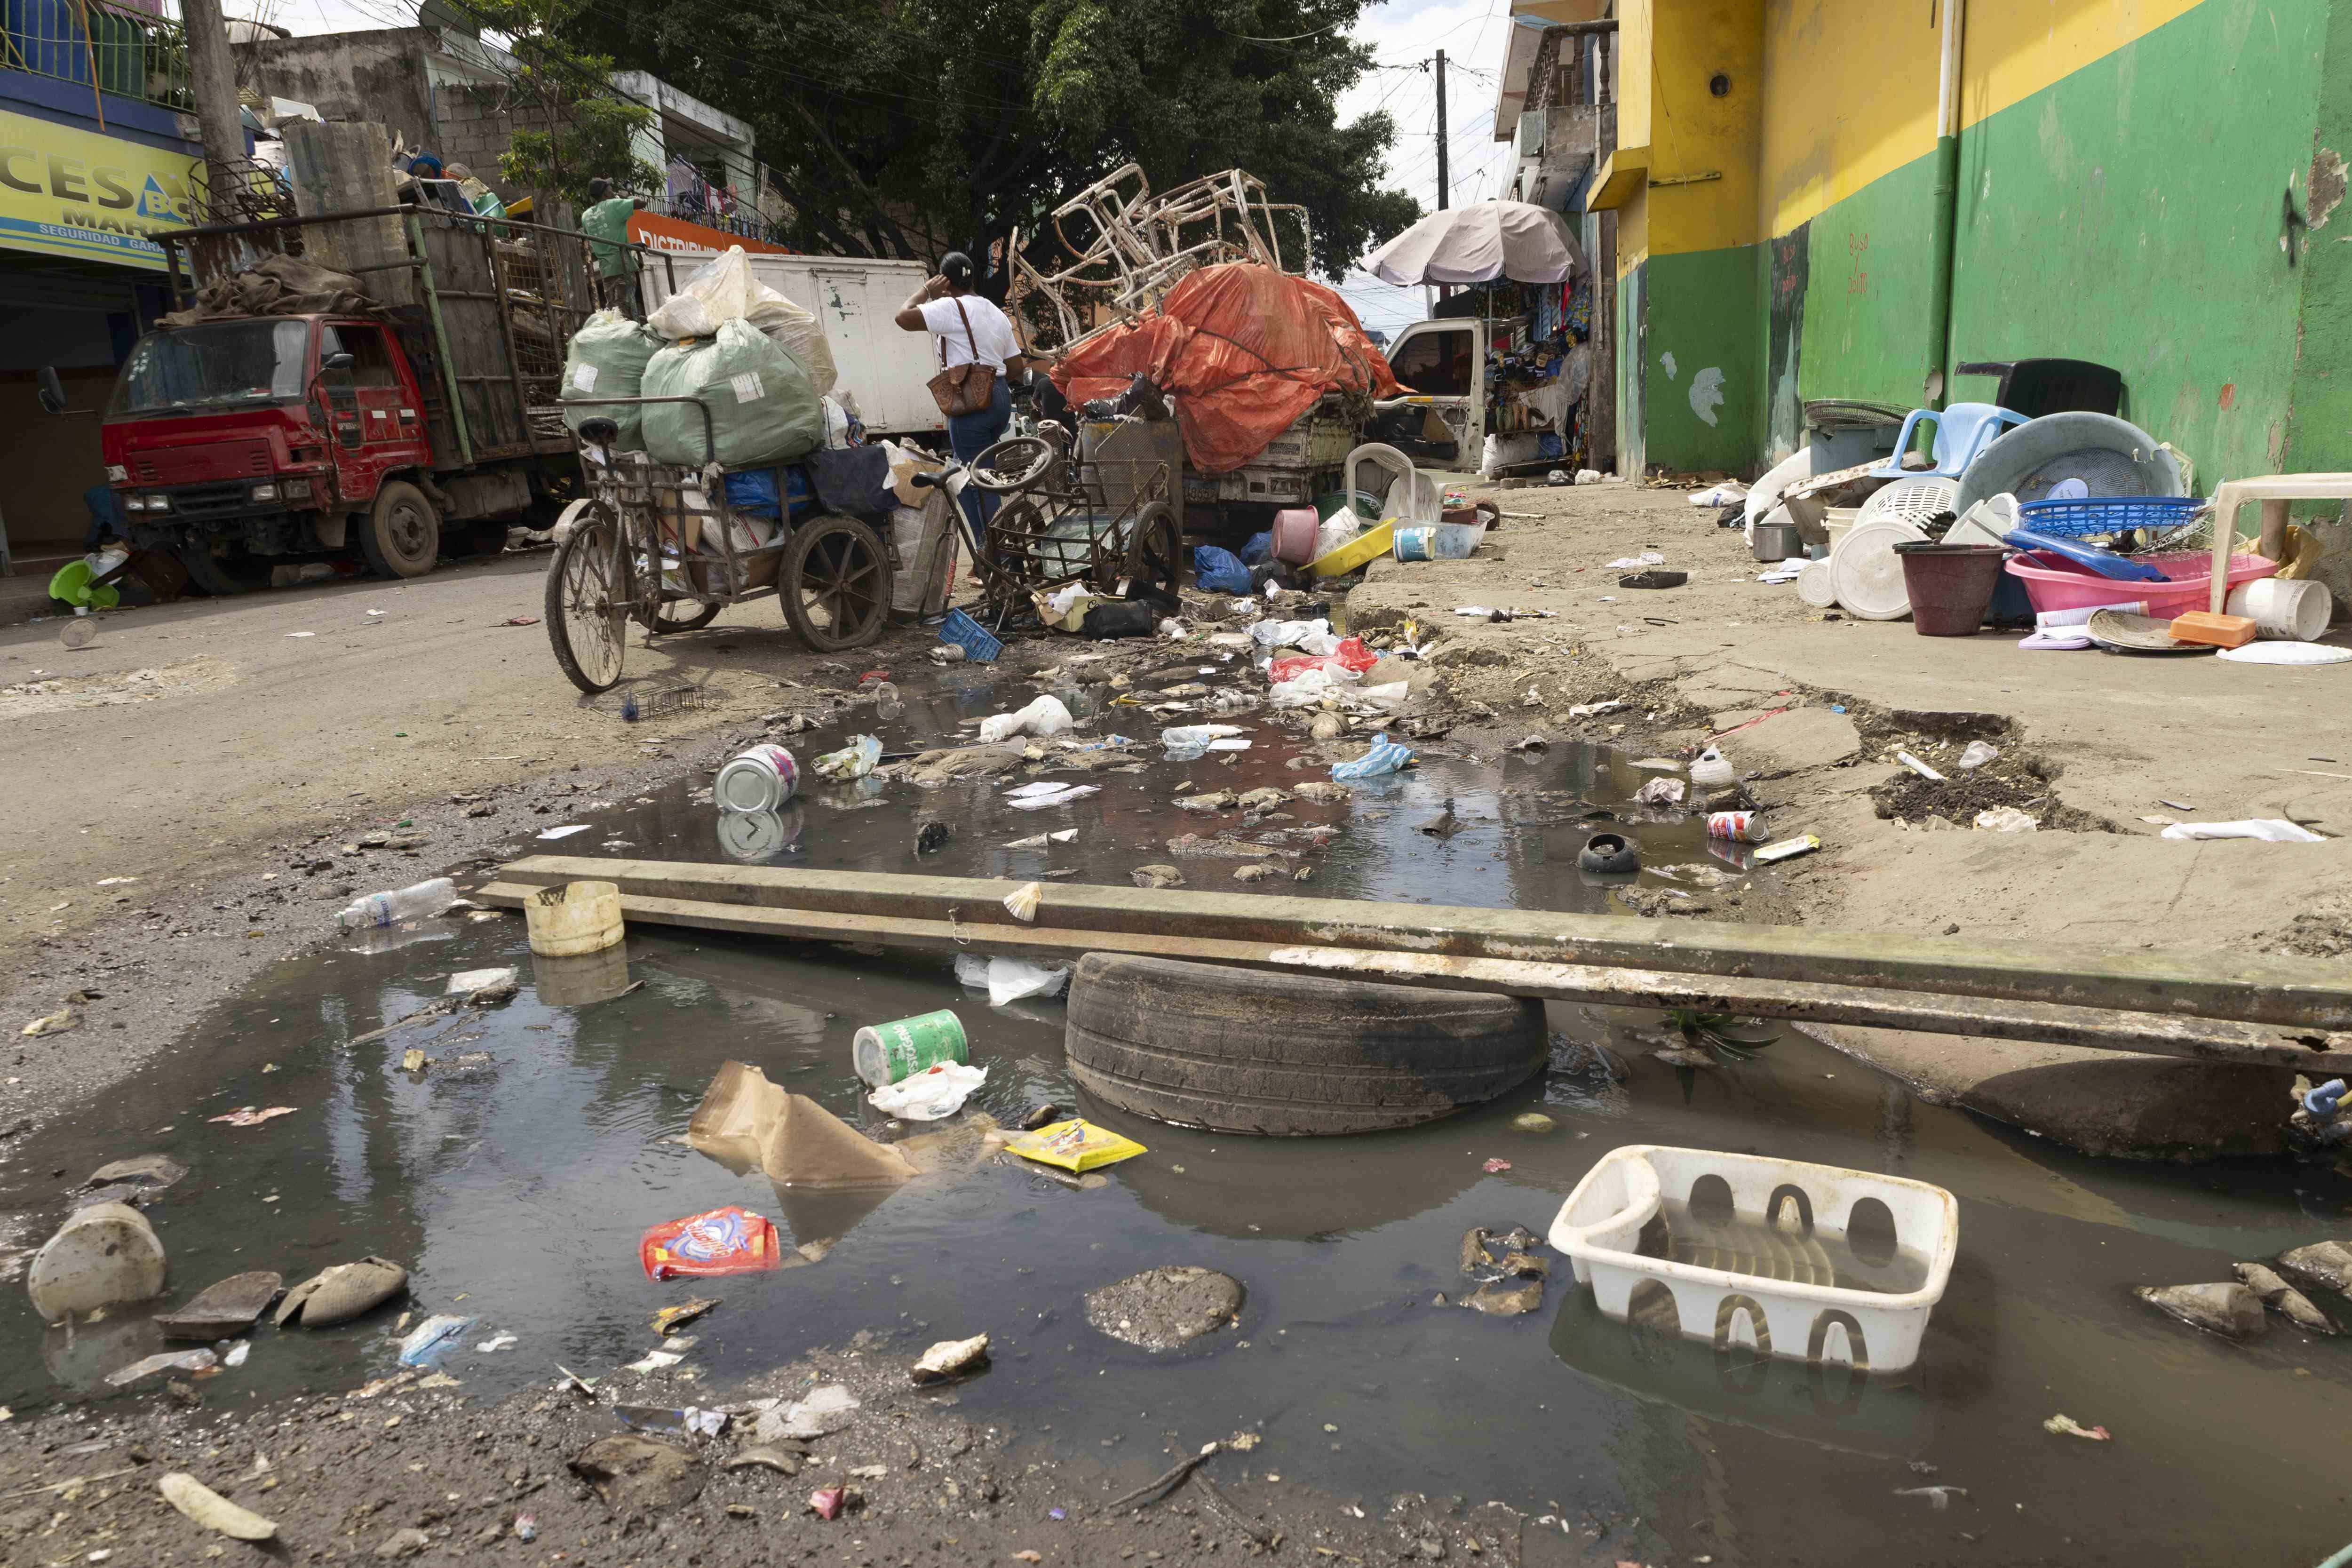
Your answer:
(132, 441), (272, 484)
(167, 482), (256, 517)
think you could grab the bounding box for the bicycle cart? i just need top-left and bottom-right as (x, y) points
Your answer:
(948, 423), (1186, 632)
(544, 397), (895, 694)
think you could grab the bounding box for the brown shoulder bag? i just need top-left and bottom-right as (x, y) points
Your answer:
(926, 296), (998, 418)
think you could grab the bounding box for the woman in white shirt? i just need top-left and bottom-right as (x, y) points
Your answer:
(895, 252), (1034, 537)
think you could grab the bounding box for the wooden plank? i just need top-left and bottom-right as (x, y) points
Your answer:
(491, 857), (2352, 1032)
(476, 882), (2352, 1071)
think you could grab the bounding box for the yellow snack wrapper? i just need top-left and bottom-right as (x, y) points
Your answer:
(1003, 1119), (1147, 1173)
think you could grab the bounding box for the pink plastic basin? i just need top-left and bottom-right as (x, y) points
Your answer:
(2003, 549), (2279, 618)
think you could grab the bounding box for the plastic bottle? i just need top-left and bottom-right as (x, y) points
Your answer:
(870, 681), (904, 720)
(1689, 746), (1735, 788)
(336, 877), (458, 931)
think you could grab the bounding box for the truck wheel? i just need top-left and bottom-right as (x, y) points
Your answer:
(1064, 954), (1549, 1136)
(174, 539), (270, 596)
(360, 481), (441, 579)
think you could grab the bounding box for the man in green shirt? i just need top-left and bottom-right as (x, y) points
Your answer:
(579, 178), (645, 317)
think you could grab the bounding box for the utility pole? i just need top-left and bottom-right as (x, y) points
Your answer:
(179, 0), (245, 229)
(1433, 48), (1449, 211)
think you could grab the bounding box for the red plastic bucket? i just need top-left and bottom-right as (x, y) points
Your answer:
(1894, 543), (2007, 636)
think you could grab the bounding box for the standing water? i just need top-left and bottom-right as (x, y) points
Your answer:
(0, 673), (2347, 1566)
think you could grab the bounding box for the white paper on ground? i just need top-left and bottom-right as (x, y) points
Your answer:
(2159, 819), (2327, 843)
(538, 824), (594, 839)
(1005, 785), (1099, 811)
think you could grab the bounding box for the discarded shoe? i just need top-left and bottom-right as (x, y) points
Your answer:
(1577, 832), (1641, 875)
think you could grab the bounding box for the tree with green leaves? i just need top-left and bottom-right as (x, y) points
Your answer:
(558, 0), (1418, 283)
(466, 0), (662, 207)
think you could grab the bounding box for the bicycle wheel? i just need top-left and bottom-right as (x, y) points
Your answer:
(969, 435), (1058, 493)
(780, 512), (892, 652)
(1126, 501), (1184, 599)
(545, 501), (629, 693)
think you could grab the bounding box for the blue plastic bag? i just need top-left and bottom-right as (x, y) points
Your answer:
(1332, 733), (1414, 781)
(723, 467), (814, 521)
(1239, 531), (1274, 566)
(1192, 545), (1253, 596)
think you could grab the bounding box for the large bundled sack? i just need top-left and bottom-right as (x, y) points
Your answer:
(1050, 263), (1400, 476)
(641, 318), (825, 468)
(647, 247), (838, 395)
(561, 309), (663, 451)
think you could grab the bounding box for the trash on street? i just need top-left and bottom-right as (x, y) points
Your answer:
(639, 1206), (785, 1280)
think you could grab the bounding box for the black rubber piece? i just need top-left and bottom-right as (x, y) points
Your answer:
(1578, 832), (1641, 874)
(1063, 954), (1547, 1137)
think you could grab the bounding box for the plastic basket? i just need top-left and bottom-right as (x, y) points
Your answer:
(938, 607), (1001, 663)
(2014, 495), (2204, 537)
(1549, 1144), (1959, 1373)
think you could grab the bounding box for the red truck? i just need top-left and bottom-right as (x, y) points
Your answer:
(92, 206), (670, 593)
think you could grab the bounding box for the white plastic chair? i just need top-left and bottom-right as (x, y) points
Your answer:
(1343, 442), (1442, 525)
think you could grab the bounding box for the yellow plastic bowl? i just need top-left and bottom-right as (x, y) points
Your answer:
(1310, 520), (1396, 578)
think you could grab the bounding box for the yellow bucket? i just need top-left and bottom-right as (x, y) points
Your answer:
(524, 879), (625, 957)
(1310, 520), (1396, 578)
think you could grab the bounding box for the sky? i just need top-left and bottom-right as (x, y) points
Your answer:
(230, 0), (1513, 336)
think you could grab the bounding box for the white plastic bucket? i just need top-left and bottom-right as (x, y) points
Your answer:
(524, 879), (625, 957)
(1549, 1144), (1959, 1373)
(2228, 577), (2332, 642)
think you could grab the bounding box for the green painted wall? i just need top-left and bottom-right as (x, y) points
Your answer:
(2284, 0), (2352, 473)
(1634, 245), (1763, 473)
(1618, 260), (1646, 476)
(1764, 0), (2333, 484)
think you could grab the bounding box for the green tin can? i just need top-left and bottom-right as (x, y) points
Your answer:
(852, 1010), (968, 1087)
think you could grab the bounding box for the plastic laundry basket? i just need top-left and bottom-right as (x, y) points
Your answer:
(1550, 1145), (1959, 1372)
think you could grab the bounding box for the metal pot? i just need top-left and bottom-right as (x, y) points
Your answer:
(1751, 522), (1804, 562)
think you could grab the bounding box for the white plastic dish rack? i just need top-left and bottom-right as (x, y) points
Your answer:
(1549, 1145), (1959, 1373)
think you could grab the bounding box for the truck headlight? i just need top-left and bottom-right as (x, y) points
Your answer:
(141, 493), (169, 513)
(283, 478), (313, 501)
(250, 483), (278, 502)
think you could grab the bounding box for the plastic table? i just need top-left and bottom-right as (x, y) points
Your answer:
(2205, 473), (2352, 613)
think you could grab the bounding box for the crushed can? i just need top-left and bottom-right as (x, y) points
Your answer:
(715, 744), (799, 813)
(853, 1010), (968, 1088)
(1706, 811), (1769, 844)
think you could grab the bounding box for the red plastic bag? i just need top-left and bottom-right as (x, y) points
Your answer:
(1268, 637), (1377, 685)
(638, 1205), (782, 1280)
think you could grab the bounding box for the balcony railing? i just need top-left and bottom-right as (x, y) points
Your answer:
(2, 0), (190, 114)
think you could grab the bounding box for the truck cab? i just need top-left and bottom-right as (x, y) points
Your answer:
(100, 314), (444, 592)
(1376, 316), (1503, 462)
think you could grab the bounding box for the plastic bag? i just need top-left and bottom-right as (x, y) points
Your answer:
(868, 1061), (988, 1121)
(1240, 531), (1274, 566)
(822, 395), (856, 449)
(1162, 724), (1245, 749)
(648, 247), (839, 395)
(1193, 545), (1253, 595)
(1003, 1119), (1147, 1172)
(813, 734), (882, 780)
(1267, 667), (1357, 709)
(641, 318), (824, 468)
(1332, 733), (1413, 780)
(955, 953), (1072, 1006)
(978, 694), (1073, 744)
(560, 309), (662, 452)
(1250, 617), (1333, 652)
(1268, 637), (1376, 685)
(639, 1206), (783, 1280)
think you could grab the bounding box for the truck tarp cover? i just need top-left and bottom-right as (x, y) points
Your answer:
(642, 318), (825, 468)
(158, 255), (375, 327)
(1050, 263), (1398, 477)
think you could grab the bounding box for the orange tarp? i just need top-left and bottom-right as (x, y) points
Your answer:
(1050, 263), (1398, 476)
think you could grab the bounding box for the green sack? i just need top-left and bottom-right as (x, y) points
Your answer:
(560, 308), (663, 452)
(641, 318), (824, 469)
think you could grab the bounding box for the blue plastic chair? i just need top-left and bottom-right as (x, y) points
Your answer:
(1868, 402), (2030, 480)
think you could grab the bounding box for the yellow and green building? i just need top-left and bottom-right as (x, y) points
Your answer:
(1503, 0), (2352, 485)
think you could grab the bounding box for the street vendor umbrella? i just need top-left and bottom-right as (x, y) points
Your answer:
(1365, 200), (1586, 287)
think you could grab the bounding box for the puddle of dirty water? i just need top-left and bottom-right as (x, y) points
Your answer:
(4, 676), (2352, 1564)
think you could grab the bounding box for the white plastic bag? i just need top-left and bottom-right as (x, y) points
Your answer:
(1267, 668), (1357, 709)
(813, 734), (882, 780)
(977, 695), (1073, 744)
(2159, 819), (2326, 843)
(869, 1062), (987, 1121)
(647, 247), (838, 394)
(822, 395), (855, 448)
(955, 953), (1072, 1006)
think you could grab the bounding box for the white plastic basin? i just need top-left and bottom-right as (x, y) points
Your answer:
(1549, 1145), (1959, 1372)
